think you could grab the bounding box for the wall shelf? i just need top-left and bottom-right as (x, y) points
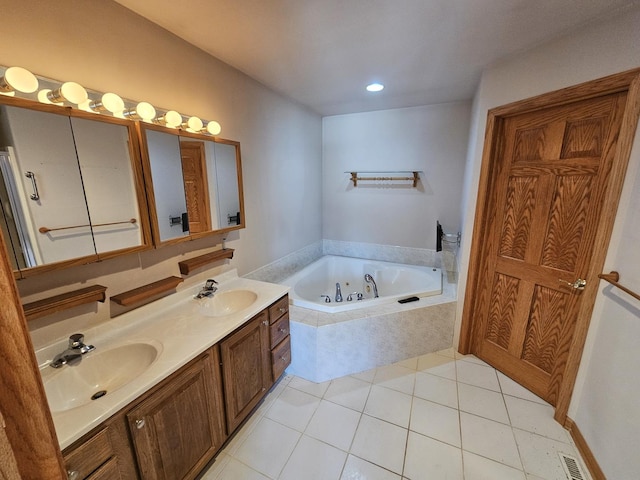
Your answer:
(110, 276), (184, 307)
(178, 248), (234, 275)
(23, 285), (107, 322)
(346, 171), (421, 187)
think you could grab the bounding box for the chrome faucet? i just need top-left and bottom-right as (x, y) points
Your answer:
(335, 283), (343, 302)
(347, 292), (364, 301)
(50, 334), (95, 368)
(195, 278), (218, 299)
(364, 274), (379, 298)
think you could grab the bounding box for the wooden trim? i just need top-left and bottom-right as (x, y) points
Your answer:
(459, 69), (640, 422)
(565, 417), (606, 480)
(110, 276), (184, 306)
(178, 248), (234, 275)
(0, 224), (66, 478)
(22, 285), (107, 321)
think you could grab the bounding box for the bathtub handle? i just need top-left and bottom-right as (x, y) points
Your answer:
(347, 292), (364, 301)
(320, 295), (331, 303)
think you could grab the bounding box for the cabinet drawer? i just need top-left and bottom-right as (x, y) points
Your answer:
(268, 295), (289, 324)
(87, 457), (122, 480)
(271, 335), (291, 380)
(270, 314), (289, 349)
(64, 427), (113, 480)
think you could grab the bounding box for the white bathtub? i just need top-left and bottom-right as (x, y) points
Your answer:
(281, 255), (442, 313)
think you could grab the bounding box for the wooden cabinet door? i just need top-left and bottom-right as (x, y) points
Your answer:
(180, 141), (211, 234)
(220, 311), (271, 432)
(127, 349), (226, 480)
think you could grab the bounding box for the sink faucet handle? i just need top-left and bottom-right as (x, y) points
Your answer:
(205, 279), (218, 290)
(68, 333), (85, 348)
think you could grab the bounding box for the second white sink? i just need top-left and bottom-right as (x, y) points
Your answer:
(198, 289), (258, 317)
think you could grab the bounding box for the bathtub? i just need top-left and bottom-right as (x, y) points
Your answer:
(281, 255), (442, 313)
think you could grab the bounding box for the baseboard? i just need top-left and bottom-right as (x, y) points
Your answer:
(565, 417), (606, 480)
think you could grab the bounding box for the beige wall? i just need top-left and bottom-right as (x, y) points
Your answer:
(0, 0), (322, 349)
(456, 7), (640, 478)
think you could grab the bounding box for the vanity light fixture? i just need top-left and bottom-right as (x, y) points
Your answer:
(183, 116), (203, 132)
(89, 92), (125, 114)
(366, 82), (384, 92)
(205, 121), (222, 135)
(0, 67), (39, 95)
(123, 101), (156, 122)
(37, 89), (63, 105)
(47, 81), (88, 104)
(157, 110), (182, 128)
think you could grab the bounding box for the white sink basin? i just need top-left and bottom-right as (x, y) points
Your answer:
(198, 289), (258, 317)
(43, 342), (159, 413)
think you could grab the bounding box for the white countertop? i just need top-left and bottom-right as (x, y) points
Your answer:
(38, 270), (289, 450)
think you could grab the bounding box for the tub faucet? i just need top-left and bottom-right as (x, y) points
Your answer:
(195, 278), (218, 299)
(335, 283), (343, 302)
(50, 333), (95, 369)
(364, 274), (379, 298)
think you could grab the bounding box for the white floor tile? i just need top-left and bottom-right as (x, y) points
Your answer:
(325, 375), (372, 412)
(403, 431), (463, 480)
(233, 417), (300, 478)
(350, 415), (408, 475)
(394, 356), (418, 370)
(504, 396), (571, 443)
(409, 397), (461, 447)
(458, 382), (510, 424)
(416, 352), (457, 377)
(457, 354), (491, 366)
(460, 412), (522, 470)
(210, 456), (270, 480)
(497, 372), (548, 405)
(199, 453), (230, 479)
(514, 428), (581, 480)
(288, 376), (331, 398)
(279, 435), (347, 480)
(456, 361), (501, 392)
(264, 386), (320, 431)
(350, 368), (377, 383)
(340, 455), (401, 480)
(413, 371), (459, 409)
(373, 364), (416, 395)
(463, 451), (526, 480)
(364, 385), (412, 428)
(305, 400), (361, 451)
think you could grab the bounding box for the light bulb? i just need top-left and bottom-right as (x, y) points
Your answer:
(366, 83), (384, 92)
(158, 110), (182, 128)
(38, 89), (62, 105)
(123, 102), (156, 122)
(185, 116), (203, 131)
(0, 67), (39, 94)
(90, 92), (125, 114)
(206, 121), (221, 135)
(47, 82), (88, 104)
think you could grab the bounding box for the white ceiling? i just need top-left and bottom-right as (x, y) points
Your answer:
(115, 0), (640, 116)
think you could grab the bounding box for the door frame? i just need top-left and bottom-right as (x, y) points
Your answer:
(459, 68), (640, 423)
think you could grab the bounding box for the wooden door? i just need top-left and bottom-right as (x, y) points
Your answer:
(127, 350), (226, 480)
(180, 141), (211, 234)
(467, 90), (631, 406)
(220, 311), (272, 432)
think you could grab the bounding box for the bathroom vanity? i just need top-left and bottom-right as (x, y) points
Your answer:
(40, 273), (290, 480)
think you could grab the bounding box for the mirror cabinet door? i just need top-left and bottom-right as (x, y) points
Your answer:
(141, 125), (244, 246)
(0, 99), (149, 276)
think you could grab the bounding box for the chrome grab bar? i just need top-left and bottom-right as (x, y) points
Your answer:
(25, 171), (39, 201)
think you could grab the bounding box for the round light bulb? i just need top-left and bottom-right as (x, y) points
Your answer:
(90, 92), (125, 114)
(366, 83), (384, 92)
(137, 102), (156, 121)
(47, 81), (88, 104)
(0, 90), (16, 97)
(206, 121), (221, 135)
(0, 67), (39, 93)
(162, 110), (182, 128)
(186, 116), (203, 131)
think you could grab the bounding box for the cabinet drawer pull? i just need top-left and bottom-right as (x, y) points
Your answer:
(280, 355), (288, 362)
(278, 327), (288, 334)
(279, 307), (286, 313)
(67, 471), (79, 480)
(262, 320), (269, 326)
(135, 418), (146, 429)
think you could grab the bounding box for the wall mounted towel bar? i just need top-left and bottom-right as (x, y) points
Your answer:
(39, 218), (137, 234)
(347, 171), (420, 187)
(598, 271), (640, 301)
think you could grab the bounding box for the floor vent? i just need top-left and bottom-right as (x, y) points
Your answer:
(559, 453), (587, 480)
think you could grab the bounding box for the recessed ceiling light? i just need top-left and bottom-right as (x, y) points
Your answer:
(366, 83), (384, 92)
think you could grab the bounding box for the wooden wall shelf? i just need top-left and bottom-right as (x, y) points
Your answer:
(23, 285), (107, 322)
(110, 276), (184, 307)
(178, 249), (234, 275)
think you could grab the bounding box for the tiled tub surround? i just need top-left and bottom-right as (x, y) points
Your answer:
(35, 269), (288, 449)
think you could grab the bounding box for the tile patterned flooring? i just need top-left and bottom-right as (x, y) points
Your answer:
(201, 349), (590, 480)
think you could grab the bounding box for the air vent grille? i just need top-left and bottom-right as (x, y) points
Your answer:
(559, 453), (587, 480)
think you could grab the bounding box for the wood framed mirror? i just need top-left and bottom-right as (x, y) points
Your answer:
(0, 95), (151, 278)
(137, 123), (245, 247)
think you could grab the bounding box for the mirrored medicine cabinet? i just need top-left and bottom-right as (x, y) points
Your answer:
(0, 95), (151, 278)
(137, 123), (245, 246)
(0, 94), (245, 279)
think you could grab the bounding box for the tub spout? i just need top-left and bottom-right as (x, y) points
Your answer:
(364, 274), (379, 298)
(335, 283), (343, 302)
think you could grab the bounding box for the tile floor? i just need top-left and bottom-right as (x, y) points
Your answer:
(201, 348), (590, 480)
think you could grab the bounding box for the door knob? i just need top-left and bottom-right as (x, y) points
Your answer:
(559, 278), (587, 290)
